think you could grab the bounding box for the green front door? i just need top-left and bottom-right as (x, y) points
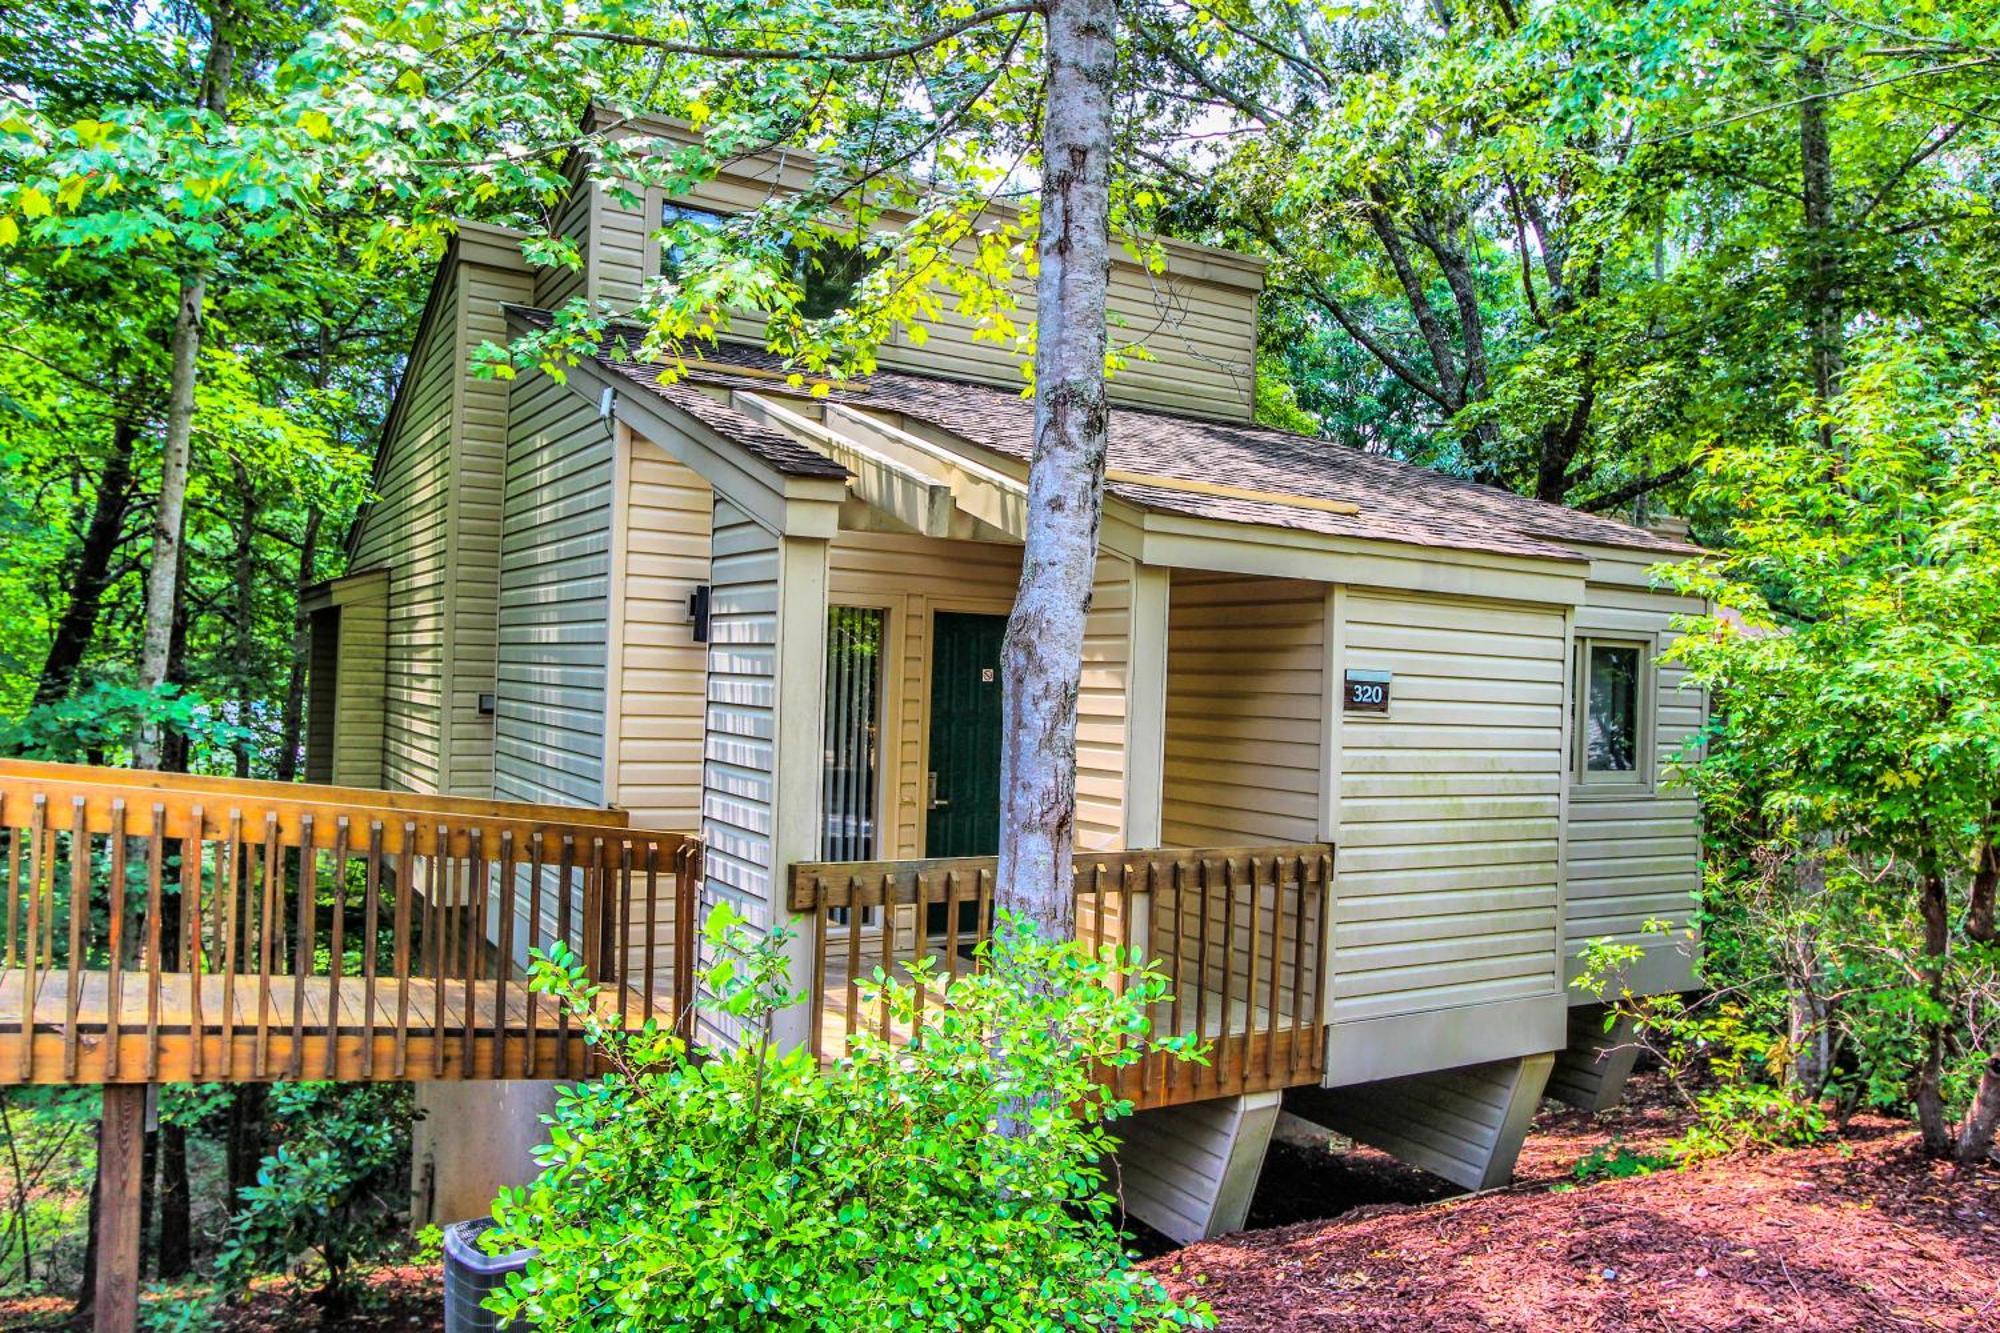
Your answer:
(925, 612), (1007, 859)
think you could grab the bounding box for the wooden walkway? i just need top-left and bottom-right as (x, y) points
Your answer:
(0, 760), (697, 1086)
(0, 968), (666, 1084)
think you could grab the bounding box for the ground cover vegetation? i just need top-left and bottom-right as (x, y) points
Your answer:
(0, 0), (1995, 1326)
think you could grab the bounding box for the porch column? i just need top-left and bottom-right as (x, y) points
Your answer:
(1123, 563), (1171, 850)
(767, 529), (831, 1053)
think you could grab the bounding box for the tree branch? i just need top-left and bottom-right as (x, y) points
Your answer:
(1575, 458), (1700, 513)
(512, 6), (1045, 67)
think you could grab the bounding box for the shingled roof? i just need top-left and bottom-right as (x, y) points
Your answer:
(503, 307), (1699, 566)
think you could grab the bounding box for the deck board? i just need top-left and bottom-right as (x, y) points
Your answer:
(0, 967), (665, 1085)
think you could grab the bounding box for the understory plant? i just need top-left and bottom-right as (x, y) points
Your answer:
(216, 1083), (414, 1315)
(485, 907), (1212, 1332)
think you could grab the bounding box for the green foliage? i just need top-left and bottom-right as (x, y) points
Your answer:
(483, 911), (1211, 1332)
(0, 683), (251, 767)
(217, 1084), (415, 1314)
(138, 1283), (222, 1333)
(1575, 932), (1830, 1158)
(1570, 1141), (1673, 1184)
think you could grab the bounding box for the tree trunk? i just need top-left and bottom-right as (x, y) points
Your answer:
(230, 458), (259, 778)
(134, 8), (233, 768)
(1785, 852), (1832, 1098)
(1914, 871), (1953, 1156)
(1958, 1054), (2000, 1166)
(155, 1121), (190, 1279)
(1966, 800), (1998, 944)
(224, 1085), (267, 1212)
(34, 417), (139, 708)
(1799, 50), (1842, 446)
(275, 509), (322, 783)
(73, 1132), (99, 1316)
(995, 0), (1118, 943)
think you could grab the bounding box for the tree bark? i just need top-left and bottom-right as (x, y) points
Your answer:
(995, 0), (1118, 943)
(1914, 870), (1953, 1156)
(155, 1121), (190, 1279)
(1799, 50), (1842, 447)
(275, 509), (322, 783)
(34, 417), (139, 708)
(229, 457), (259, 778)
(134, 8), (234, 768)
(1958, 1054), (2000, 1165)
(1966, 798), (1998, 944)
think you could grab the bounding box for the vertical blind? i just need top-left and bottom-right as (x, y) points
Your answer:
(821, 607), (885, 862)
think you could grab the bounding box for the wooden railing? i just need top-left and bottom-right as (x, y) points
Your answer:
(0, 761), (699, 1085)
(788, 845), (1331, 1111)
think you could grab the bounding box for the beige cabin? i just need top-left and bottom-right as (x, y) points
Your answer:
(313, 118), (1706, 1240)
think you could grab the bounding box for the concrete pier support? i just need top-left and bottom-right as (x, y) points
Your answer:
(1115, 1091), (1283, 1244)
(411, 1081), (561, 1224)
(1546, 1005), (1640, 1113)
(1289, 1053), (1555, 1192)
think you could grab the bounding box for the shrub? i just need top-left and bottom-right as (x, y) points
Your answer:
(216, 1083), (414, 1314)
(485, 908), (1213, 1332)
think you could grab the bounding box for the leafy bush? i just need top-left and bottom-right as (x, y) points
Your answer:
(0, 681), (249, 766)
(485, 908), (1212, 1331)
(1575, 930), (1828, 1157)
(216, 1083), (414, 1314)
(1570, 1141), (1673, 1184)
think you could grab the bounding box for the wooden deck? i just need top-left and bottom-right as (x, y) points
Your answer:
(0, 760), (697, 1087)
(0, 968), (667, 1084)
(791, 846), (1332, 1111)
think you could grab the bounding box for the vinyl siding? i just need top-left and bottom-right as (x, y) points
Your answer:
(536, 175), (591, 311)
(1078, 555), (1134, 851)
(609, 434), (713, 830)
(352, 269), (459, 793)
(1115, 1091), (1282, 1244)
(587, 181), (1259, 421)
(1159, 573), (1325, 848)
(1291, 1053), (1555, 1192)
(492, 369), (615, 807)
(1565, 550), (1706, 993)
(1334, 591), (1567, 1024)
(329, 593), (388, 788)
(701, 499), (781, 921)
(447, 260), (536, 795)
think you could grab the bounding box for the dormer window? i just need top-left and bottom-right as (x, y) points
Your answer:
(659, 201), (730, 281)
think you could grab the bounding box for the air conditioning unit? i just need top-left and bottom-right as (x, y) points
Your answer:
(443, 1218), (536, 1332)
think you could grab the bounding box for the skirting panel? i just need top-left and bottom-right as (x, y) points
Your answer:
(1321, 992), (1566, 1088)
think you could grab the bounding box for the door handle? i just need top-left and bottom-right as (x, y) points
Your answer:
(927, 771), (950, 810)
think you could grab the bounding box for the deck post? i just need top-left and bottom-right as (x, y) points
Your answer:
(92, 1084), (145, 1333)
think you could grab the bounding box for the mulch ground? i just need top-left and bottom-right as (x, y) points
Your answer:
(1144, 1078), (2000, 1331)
(0, 1264), (441, 1330)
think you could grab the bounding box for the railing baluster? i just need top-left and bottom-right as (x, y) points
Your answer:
(1242, 858), (1262, 1090)
(431, 823), (452, 1079)
(809, 879), (827, 1064)
(362, 823), (383, 1081)
(143, 805), (164, 1081)
(974, 868), (992, 966)
(876, 873), (893, 1043)
(105, 800), (128, 1081)
(1290, 854), (1309, 1079)
(555, 835), (575, 1079)
(524, 832), (544, 1079)
(4, 796), (19, 971)
(218, 811), (243, 1081)
(256, 816), (278, 1079)
(462, 829), (484, 1079)
(495, 831), (515, 1079)
(289, 816), (314, 1081)
(912, 872), (929, 1037)
(393, 823), (417, 1079)
(641, 842), (657, 1020)
(1194, 859), (1212, 1091)
(327, 818), (349, 1080)
(1168, 860), (1187, 1100)
(844, 875), (861, 1054)
(63, 798), (88, 1080)
(943, 871), (961, 984)
(184, 805), (206, 1082)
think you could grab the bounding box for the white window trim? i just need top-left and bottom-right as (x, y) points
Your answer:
(1574, 635), (1655, 792)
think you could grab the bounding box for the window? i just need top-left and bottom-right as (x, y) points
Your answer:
(785, 239), (874, 319)
(821, 606), (886, 862)
(658, 201), (729, 280)
(1577, 639), (1649, 785)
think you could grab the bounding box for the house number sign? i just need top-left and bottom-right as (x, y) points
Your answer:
(1344, 668), (1391, 712)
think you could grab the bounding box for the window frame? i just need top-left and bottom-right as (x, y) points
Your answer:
(1573, 635), (1655, 791)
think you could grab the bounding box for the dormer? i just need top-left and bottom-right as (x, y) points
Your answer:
(537, 109), (1267, 423)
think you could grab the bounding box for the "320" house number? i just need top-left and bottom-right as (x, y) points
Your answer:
(1343, 669), (1391, 712)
